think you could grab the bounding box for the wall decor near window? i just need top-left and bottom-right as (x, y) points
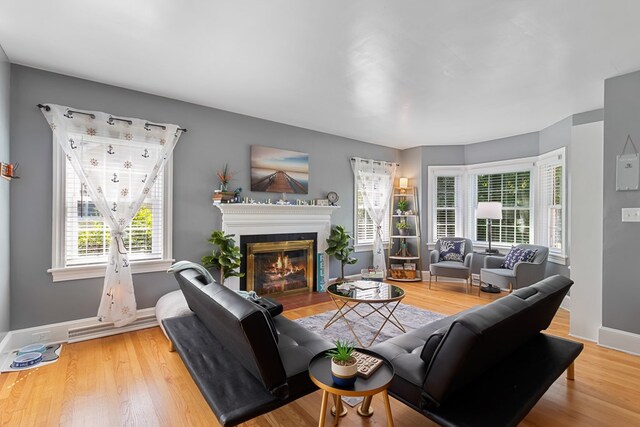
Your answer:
(250, 145), (309, 194)
(39, 104), (185, 327)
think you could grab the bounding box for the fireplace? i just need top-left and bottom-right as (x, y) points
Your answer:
(241, 233), (317, 296)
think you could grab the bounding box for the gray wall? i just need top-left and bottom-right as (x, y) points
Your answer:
(10, 65), (397, 329)
(0, 45), (9, 341)
(602, 70), (640, 335)
(464, 132), (539, 165)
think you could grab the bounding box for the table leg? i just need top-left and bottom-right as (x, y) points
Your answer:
(357, 395), (374, 417)
(382, 390), (394, 427)
(318, 390), (329, 427)
(331, 394), (347, 417)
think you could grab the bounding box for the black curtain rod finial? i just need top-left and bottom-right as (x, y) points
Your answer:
(37, 103), (51, 111)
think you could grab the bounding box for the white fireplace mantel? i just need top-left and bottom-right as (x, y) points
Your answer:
(213, 203), (340, 290)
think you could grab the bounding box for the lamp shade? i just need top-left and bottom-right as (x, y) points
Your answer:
(399, 177), (409, 188)
(477, 202), (502, 220)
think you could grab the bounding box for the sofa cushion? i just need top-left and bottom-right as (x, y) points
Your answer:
(439, 240), (465, 262)
(419, 326), (448, 364)
(422, 275), (573, 406)
(501, 246), (537, 269)
(175, 269), (288, 396)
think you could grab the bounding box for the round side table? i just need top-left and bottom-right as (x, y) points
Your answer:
(308, 348), (395, 427)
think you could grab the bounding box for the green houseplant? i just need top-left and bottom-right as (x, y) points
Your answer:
(201, 230), (244, 284)
(396, 199), (408, 213)
(325, 225), (358, 282)
(326, 339), (358, 386)
(396, 221), (410, 236)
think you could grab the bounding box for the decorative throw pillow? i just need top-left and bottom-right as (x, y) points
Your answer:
(439, 240), (466, 262)
(501, 246), (538, 269)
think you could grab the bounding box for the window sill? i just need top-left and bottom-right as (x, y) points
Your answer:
(48, 258), (175, 282)
(354, 242), (390, 253)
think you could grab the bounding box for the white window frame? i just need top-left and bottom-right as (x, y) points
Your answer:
(427, 168), (465, 241)
(48, 140), (174, 282)
(536, 148), (567, 264)
(353, 170), (391, 252)
(427, 151), (567, 264)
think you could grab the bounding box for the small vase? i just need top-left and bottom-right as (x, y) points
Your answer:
(331, 357), (358, 387)
(220, 183), (228, 192)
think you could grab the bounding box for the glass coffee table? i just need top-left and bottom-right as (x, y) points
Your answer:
(325, 281), (406, 348)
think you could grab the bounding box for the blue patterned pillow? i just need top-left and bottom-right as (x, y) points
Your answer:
(439, 240), (465, 262)
(501, 246), (537, 269)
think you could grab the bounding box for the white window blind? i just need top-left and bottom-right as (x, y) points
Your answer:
(539, 152), (564, 253)
(355, 172), (390, 246)
(473, 171), (532, 245)
(64, 155), (164, 266)
(434, 175), (462, 239)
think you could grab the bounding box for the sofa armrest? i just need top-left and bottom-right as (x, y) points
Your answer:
(464, 252), (472, 267)
(430, 250), (440, 264)
(513, 262), (546, 287)
(484, 255), (505, 269)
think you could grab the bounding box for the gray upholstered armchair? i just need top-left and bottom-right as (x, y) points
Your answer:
(429, 237), (473, 292)
(480, 244), (549, 294)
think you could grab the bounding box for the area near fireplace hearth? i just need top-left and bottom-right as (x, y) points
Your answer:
(213, 204), (339, 293)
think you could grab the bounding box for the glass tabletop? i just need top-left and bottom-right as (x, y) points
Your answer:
(326, 280), (405, 302)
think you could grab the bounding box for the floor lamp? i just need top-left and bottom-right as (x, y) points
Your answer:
(477, 202), (502, 293)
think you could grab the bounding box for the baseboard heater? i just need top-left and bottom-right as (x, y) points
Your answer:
(67, 312), (158, 343)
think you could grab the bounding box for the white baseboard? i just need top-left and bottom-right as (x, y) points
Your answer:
(598, 326), (640, 356)
(0, 308), (158, 354)
(560, 295), (571, 311)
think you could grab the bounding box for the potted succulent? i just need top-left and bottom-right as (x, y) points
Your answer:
(325, 225), (358, 282)
(396, 221), (411, 236)
(201, 230), (245, 284)
(326, 339), (358, 387)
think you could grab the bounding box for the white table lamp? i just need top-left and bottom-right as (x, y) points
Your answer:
(476, 202), (502, 254)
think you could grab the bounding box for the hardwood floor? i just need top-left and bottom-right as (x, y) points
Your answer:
(1, 280), (639, 426)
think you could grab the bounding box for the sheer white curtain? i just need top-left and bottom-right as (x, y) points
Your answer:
(41, 104), (183, 327)
(352, 157), (397, 272)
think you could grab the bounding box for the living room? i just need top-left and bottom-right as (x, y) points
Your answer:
(1, 1), (639, 426)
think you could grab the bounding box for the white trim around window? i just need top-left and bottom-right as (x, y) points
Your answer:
(427, 148), (567, 264)
(49, 140), (174, 282)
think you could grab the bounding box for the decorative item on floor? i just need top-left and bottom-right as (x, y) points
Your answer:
(327, 339), (358, 387)
(250, 145), (309, 194)
(325, 225), (358, 283)
(476, 201), (502, 254)
(39, 103), (184, 327)
(201, 230), (245, 284)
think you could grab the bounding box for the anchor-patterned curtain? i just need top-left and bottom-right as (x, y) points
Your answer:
(352, 157), (397, 272)
(41, 104), (183, 327)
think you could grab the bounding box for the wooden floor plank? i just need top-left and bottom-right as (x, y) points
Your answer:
(1, 280), (639, 426)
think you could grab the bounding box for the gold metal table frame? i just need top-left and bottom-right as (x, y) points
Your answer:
(324, 282), (406, 348)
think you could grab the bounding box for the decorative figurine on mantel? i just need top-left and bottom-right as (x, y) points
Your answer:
(212, 163), (237, 204)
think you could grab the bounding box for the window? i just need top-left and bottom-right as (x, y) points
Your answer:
(433, 175), (462, 239)
(427, 148), (566, 263)
(49, 140), (173, 281)
(474, 171), (532, 245)
(353, 170), (392, 250)
(538, 151), (565, 255)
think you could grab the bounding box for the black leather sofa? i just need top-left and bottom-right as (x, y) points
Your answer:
(165, 268), (582, 427)
(369, 274), (583, 427)
(162, 268), (332, 426)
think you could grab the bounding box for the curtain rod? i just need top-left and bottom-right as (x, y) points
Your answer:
(350, 157), (399, 166)
(37, 104), (188, 133)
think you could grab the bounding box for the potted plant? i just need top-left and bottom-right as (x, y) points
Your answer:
(396, 199), (408, 214)
(396, 221), (411, 236)
(325, 225), (358, 282)
(201, 230), (245, 284)
(326, 339), (358, 387)
(216, 163), (234, 192)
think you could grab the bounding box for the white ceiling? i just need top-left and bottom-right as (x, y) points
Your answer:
(1, 1), (639, 149)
